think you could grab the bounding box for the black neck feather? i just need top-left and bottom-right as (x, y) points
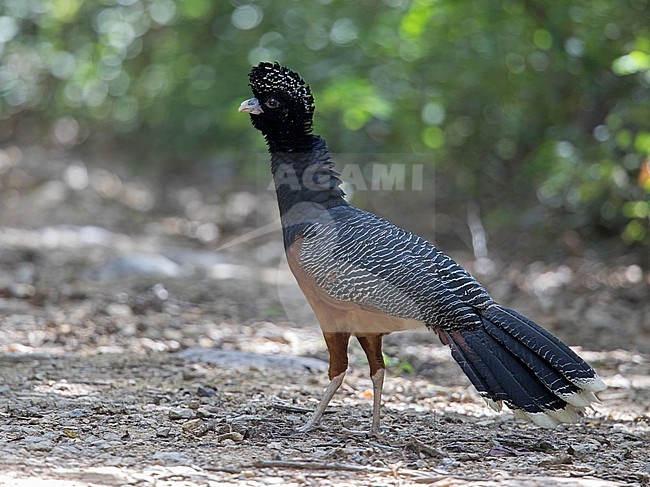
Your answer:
(269, 134), (348, 218)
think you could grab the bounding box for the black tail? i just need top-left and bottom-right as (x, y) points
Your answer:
(436, 304), (606, 428)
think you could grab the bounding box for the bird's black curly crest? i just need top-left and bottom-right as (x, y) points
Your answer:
(248, 62), (315, 116)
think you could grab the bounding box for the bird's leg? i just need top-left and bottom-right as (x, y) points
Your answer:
(297, 332), (350, 432)
(356, 334), (385, 436)
(369, 368), (385, 435)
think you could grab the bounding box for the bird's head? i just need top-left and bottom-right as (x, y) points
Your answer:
(238, 62), (315, 140)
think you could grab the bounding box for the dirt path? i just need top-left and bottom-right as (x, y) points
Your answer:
(0, 151), (649, 485)
(0, 339), (648, 485)
(0, 231), (648, 485)
(0, 340), (648, 486)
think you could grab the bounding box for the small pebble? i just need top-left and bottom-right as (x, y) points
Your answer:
(188, 399), (200, 409)
(196, 408), (213, 418)
(219, 432), (244, 443)
(168, 408), (193, 420)
(26, 439), (54, 452)
(67, 408), (90, 418)
(156, 427), (171, 438)
(151, 451), (189, 464)
(7, 283), (35, 299)
(197, 386), (217, 397)
(106, 303), (133, 318)
(182, 419), (203, 434)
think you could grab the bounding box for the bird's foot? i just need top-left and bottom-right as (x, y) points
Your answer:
(370, 419), (382, 438)
(296, 420), (319, 433)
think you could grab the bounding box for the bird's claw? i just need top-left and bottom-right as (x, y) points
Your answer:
(296, 421), (318, 433)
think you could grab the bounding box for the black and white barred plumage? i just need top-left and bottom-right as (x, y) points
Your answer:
(297, 205), (491, 327)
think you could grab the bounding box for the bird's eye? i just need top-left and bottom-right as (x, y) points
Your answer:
(265, 98), (280, 109)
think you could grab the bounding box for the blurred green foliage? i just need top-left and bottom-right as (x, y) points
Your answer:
(1, 0), (649, 244)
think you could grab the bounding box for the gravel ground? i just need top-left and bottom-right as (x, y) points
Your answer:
(0, 146), (649, 485)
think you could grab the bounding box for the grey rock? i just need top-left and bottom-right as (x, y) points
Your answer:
(156, 427), (171, 438)
(99, 253), (181, 280)
(197, 386), (217, 397)
(24, 436), (54, 452)
(7, 283), (35, 298)
(175, 349), (327, 372)
(151, 451), (189, 464)
(67, 408), (91, 418)
(168, 408), (194, 420)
